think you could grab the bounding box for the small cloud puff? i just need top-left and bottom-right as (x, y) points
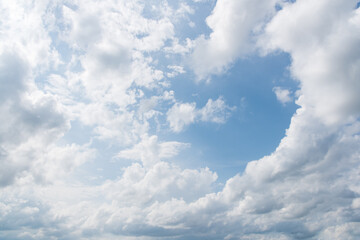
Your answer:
(273, 86), (293, 105)
(167, 97), (236, 132)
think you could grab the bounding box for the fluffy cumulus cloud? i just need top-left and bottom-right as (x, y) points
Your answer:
(0, 49), (90, 187)
(262, 0), (360, 125)
(1, 0), (360, 239)
(190, 0), (279, 79)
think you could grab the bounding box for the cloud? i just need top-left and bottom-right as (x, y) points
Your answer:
(189, 0), (279, 80)
(1, 0), (360, 239)
(52, 0), (185, 145)
(167, 102), (197, 132)
(80, 110), (359, 239)
(117, 134), (190, 168)
(273, 86), (292, 105)
(167, 97), (235, 132)
(89, 1), (360, 238)
(0, 1), (61, 70)
(261, 0), (360, 124)
(166, 65), (185, 78)
(199, 97), (236, 123)
(0, 50), (61, 186)
(0, 49), (96, 187)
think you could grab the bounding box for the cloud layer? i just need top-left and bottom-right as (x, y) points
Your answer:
(1, 0), (360, 239)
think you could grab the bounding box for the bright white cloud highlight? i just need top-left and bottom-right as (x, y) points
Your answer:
(190, 0), (279, 79)
(262, 0), (360, 124)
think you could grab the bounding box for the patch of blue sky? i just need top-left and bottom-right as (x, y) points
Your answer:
(50, 35), (75, 67)
(173, 0), (216, 39)
(163, 52), (299, 182)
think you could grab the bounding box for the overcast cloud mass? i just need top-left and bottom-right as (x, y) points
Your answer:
(1, 0), (360, 239)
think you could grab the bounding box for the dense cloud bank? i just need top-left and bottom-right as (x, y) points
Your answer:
(1, 0), (360, 239)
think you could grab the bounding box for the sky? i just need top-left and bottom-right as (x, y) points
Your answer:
(1, 0), (360, 239)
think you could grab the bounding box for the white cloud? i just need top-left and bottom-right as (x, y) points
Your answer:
(0, 2), (97, 188)
(36, 0), (184, 147)
(0, 51), (60, 186)
(273, 86), (292, 105)
(62, 5), (102, 49)
(85, 0), (360, 238)
(167, 97), (235, 132)
(2, 0), (360, 239)
(0, 50), (97, 189)
(164, 38), (194, 55)
(261, 0), (360, 124)
(75, 110), (357, 239)
(166, 65), (185, 78)
(0, 1), (62, 72)
(199, 97), (236, 123)
(117, 134), (189, 168)
(189, 0), (279, 80)
(167, 102), (197, 132)
(52, 0), (189, 146)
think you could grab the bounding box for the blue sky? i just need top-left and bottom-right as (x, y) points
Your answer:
(1, 0), (360, 239)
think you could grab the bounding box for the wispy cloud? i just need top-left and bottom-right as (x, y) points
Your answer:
(167, 97), (236, 132)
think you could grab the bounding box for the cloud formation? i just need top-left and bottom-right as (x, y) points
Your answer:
(262, 0), (360, 124)
(1, 0), (360, 239)
(190, 0), (278, 79)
